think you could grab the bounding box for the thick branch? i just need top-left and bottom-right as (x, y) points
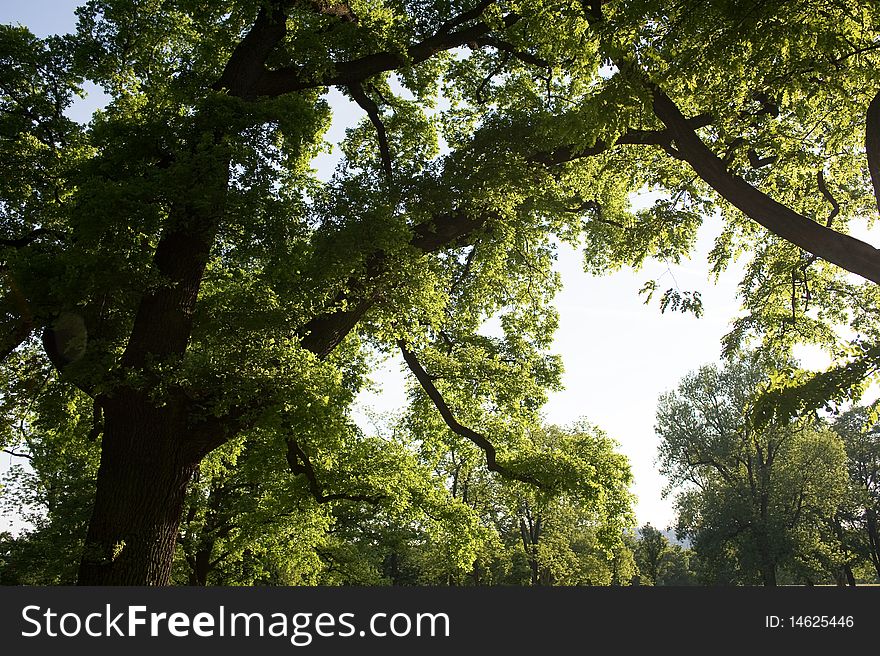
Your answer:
(348, 83), (393, 183)
(214, 4), (289, 97)
(436, 0), (495, 35)
(297, 210), (489, 358)
(651, 87), (880, 285)
(285, 438), (383, 504)
(250, 13), (520, 96)
(747, 148), (777, 169)
(527, 115), (713, 166)
(0, 228), (63, 249)
(298, 297), (375, 358)
(409, 209), (489, 252)
(398, 340), (545, 488)
(2, 448), (32, 460)
(866, 89), (880, 215)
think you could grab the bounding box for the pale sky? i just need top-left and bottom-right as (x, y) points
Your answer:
(0, 1), (865, 537)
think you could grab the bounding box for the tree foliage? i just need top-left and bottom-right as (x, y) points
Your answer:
(2, 0), (880, 583)
(632, 524), (697, 586)
(657, 354), (850, 585)
(831, 406), (880, 582)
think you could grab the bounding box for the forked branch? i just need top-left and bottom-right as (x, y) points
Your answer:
(286, 438), (384, 504)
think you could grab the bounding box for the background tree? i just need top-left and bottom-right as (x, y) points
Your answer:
(632, 524), (697, 586)
(633, 524), (666, 586)
(0, 342), (98, 584)
(657, 354), (849, 585)
(404, 415), (637, 586)
(832, 406), (880, 582)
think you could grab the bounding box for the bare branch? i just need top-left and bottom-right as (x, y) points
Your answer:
(474, 51), (511, 104)
(450, 244), (478, 294)
(747, 148), (777, 169)
(474, 37), (551, 68)
(2, 448), (32, 461)
(817, 170), (840, 228)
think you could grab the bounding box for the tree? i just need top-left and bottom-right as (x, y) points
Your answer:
(832, 406), (880, 582)
(657, 354), (849, 585)
(401, 415), (637, 586)
(0, 346), (98, 584)
(4, 1), (880, 585)
(632, 524), (664, 585)
(499, 423), (636, 586)
(632, 524), (697, 586)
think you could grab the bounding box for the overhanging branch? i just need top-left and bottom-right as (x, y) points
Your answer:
(527, 115), (713, 166)
(650, 85), (880, 285)
(296, 210), (490, 358)
(286, 438), (384, 504)
(398, 340), (545, 488)
(866, 89), (880, 215)
(249, 12), (521, 96)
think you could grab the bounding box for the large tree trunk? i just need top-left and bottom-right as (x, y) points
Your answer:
(74, 132), (229, 584)
(77, 390), (201, 585)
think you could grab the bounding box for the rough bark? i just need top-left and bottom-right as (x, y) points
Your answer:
(72, 0), (293, 585)
(78, 390), (200, 585)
